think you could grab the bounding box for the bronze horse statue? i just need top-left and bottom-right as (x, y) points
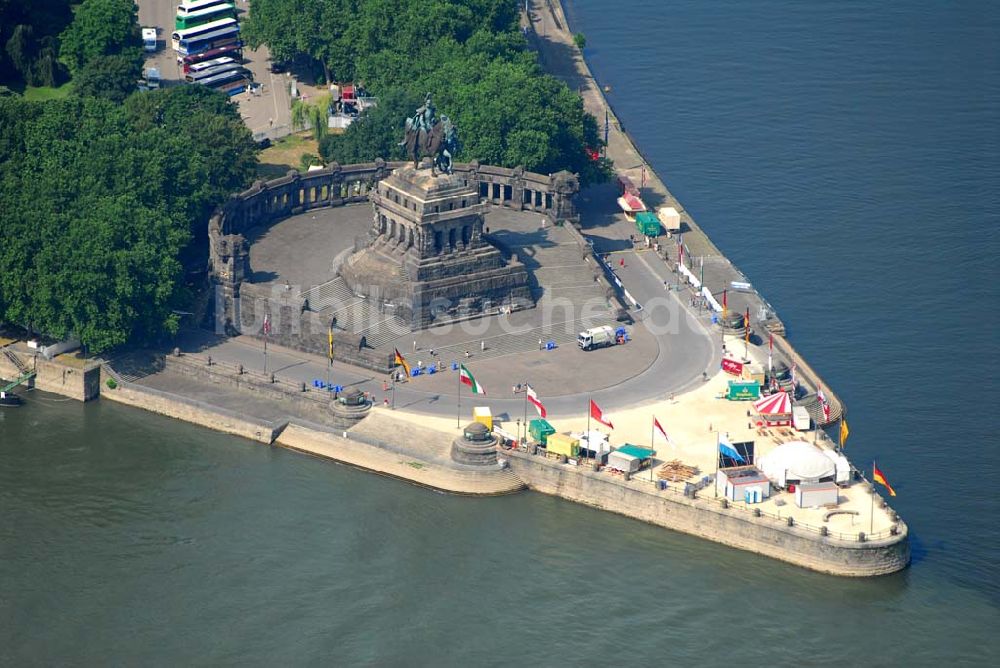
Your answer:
(403, 121), (447, 171)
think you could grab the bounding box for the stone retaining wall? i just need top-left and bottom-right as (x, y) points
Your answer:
(504, 448), (910, 577)
(100, 372), (286, 444)
(0, 347), (101, 401)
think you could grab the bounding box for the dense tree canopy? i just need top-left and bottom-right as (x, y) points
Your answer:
(73, 50), (142, 104)
(0, 0), (74, 87)
(0, 88), (258, 351)
(247, 0), (611, 184)
(59, 0), (139, 76)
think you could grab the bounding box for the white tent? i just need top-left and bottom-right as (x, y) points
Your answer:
(758, 440), (836, 487)
(575, 430), (611, 456)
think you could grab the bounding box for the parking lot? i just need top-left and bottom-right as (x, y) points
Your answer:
(136, 0), (292, 141)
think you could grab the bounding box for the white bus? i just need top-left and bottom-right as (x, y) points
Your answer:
(186, 56), (236, 75)
(171, 17), (238, 52)
(176, 0), (230, 16)
(175, 2), (236, 30)
(185, 61), (245, 83)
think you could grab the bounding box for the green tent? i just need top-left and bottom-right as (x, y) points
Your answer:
(529, 418), (555, 445)
(616, 444), (655, 459)
(635, 211), (662, 237)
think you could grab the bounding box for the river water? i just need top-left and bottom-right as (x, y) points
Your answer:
(2, 0), (998, 664)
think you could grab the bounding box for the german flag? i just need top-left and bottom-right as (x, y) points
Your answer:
(873, 464), (896, 497)
(393, 348), (411, 378)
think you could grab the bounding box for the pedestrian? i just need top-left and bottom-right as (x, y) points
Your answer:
(384, 397), (389, 407)
(413, 340), (417, 352)
(538, 338), (543, 350)
(464, 350), (470, 358)
(619, 257), (625, 268)
(480, 340), (485, 352)
(429, 348), (435, 357)
(268, 117), (274, 128)
(383, 380), (388, 392)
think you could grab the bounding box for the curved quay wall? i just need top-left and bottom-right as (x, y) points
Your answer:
(505, 449), (911, 577)
(208, 160), (580, 372)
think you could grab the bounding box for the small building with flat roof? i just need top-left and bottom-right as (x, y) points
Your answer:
(716, 465), (771, 504)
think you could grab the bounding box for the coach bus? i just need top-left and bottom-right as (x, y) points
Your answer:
(184, 60), (243, 83)
(196, 68), (252, 95)
(181, 45), (242, 72)
(171, 17), (238, 52)
(175, 2), (236, 30)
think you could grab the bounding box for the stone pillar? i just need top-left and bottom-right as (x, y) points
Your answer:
(511, 166), (525, 210)
(551, 170), (580, 224)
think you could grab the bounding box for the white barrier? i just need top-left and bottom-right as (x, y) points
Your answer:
(678, 263), (700, 289)
(702, 287), (722, 312)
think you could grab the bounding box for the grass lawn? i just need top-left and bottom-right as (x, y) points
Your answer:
(23, 84), (73, 101)
(257, 133), (322, 179)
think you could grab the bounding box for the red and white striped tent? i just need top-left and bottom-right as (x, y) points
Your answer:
(617, 192), (647, 218)
(753, 391), (792, 426)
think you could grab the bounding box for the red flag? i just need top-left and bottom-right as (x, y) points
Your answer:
(590, 400), (613, 429)
(653, 417), (669, 443)
(769, 332), (773, 352)
(722, 290), (728, 311)
(263, 313), (271, 336)
(745, 307), (751, 342)
(526, 384), (546, 418)
(823, 401), (831, 423)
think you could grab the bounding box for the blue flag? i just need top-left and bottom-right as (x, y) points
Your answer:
(719, 437), (745, 463)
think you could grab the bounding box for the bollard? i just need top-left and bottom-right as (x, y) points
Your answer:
(753, 508), (761, 517)
(237, 364), (244, 375)
(592, 461), (600, 472)
(820, 526), (828, 536)
(301, 382), (306, 392)
(624, 471), (631, 481)
(890, 525), (899, 535)
(720, 499), (728, 509)
(786, 517), (794, 527)
(173, 347), (181, 357)
(207, 355), (212, 366)
(270, 373), (275, 383)
(858, 532), (867, 542)
(559, 455), (568, 464)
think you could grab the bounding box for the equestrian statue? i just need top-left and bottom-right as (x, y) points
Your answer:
(400, 93), (459, 175)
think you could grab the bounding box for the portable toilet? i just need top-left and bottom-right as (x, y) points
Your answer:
(473, 406), (493, 431)
(529, 418), (555, 445)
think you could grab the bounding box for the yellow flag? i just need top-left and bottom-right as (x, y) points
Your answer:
(328, 326), (334, 362)
(839, 419), (850, 448)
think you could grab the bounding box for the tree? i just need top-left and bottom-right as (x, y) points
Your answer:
(319, 89), (419, 165)
(245, 0), (612, 185)
(0, 0), (73, 88)
(0, 89), (257, 352)
(73, 49), (141, 103)
(58, 0), (138, 75)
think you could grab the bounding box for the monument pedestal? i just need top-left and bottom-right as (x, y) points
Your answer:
(340, 165), (532, 328)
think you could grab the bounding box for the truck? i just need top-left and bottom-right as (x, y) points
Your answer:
(577, 325), (616, 351)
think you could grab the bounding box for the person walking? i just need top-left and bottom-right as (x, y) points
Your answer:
(480, 340), (486, 352)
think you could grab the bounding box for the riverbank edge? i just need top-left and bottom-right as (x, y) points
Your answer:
(98, 365), (908, 576)
(99, 373), (525, 497)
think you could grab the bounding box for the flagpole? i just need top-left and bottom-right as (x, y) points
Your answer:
(714, 431), (719, 498)
(870, 460), (876, 535)
(391, 370), (396, 410)
(587, 396), (592, 460)
(457, 367), (461, 428)
(522, 382), (528, 446)
(263, 334), (268, 374)
(650, 416), (655, 482)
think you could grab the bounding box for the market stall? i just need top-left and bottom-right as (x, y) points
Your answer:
(753, 390), (792, 426)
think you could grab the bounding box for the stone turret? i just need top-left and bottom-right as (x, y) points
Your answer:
(451, 421), (498, 466)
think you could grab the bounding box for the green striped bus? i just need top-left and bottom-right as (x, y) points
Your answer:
(175, 1), (236, 30)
